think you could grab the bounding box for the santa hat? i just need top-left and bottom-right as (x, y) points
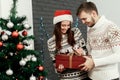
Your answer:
(53, 10), (73, 24)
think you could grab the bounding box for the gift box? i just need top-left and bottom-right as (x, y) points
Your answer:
(55, 54), (86, 69)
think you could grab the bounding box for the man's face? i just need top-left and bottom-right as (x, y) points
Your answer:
(61, 20), (70, 34)
(78, 11), (96, 27)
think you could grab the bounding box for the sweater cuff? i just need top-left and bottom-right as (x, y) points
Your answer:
(93, 58), (102, 67)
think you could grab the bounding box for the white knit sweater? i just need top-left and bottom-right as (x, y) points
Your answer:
(87, 16), (120, 80)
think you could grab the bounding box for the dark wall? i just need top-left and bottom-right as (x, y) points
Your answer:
(32, 0), (86, 80)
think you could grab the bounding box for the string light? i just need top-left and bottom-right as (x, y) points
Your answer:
(74, 17), (79, 28)
(39, 17), (50, 63)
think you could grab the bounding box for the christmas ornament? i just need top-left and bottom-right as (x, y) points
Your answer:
(9, 52), (14, 56)
(38, 66), (44, 71)
(30, 74), (36, 80)
(31, 56), (37, 62)
(39, 76), (44, 80)
(4, 30), (11, 35)
(0, 41), (3, 47)
(19, 58), (26, 66)
(26, 55), (32, 61)
(6, 68), (13, 75)
(17, 23), (20, 26)
(2, 34), (8, 41)
(4, 56), (8, 59)
(24, 58), (28, 62)
(15, 52), (18, 55)
(22, 30), (27, 36)
(24, 23), (30, 29)
(17, 43), (24, 50)
(1, 31), (4, 35)
(12, 31), (19, 38)
(7, 21), (14, 28)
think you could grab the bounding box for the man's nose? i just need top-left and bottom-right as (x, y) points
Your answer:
(82, 20), (85, 24)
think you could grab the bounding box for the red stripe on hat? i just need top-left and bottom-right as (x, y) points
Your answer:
(54, 10), (71, 16)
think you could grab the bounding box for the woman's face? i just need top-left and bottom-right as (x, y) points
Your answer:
(61, 20), (70, 34)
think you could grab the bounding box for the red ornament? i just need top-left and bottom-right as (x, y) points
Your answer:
(1, 31), (5, 35)
(39, 76), (44, 80)
(38, 66), (44, 71)
(22, 30), (27, 36)
(17, 43), (24, 50)
(0, 41), (3, 47)
(12, 31), (19, 38)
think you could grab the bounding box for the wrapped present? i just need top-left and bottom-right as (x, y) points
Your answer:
(55, 54), (86, 69)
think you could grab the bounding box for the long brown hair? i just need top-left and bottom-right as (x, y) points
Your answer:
(53, 22), (75, 50)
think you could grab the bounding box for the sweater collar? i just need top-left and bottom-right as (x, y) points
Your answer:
(89, 15), (107, 31)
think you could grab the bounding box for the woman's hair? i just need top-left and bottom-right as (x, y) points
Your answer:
(53, 22), (75, 50)
(76, 1), (98, 15)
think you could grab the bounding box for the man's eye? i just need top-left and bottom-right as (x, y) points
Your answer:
(82, 18), (87, 20)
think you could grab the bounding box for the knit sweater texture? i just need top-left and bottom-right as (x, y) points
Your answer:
(87, 16), (120, 80)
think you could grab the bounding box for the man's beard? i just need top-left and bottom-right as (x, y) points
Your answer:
(89, 17), (95, 27)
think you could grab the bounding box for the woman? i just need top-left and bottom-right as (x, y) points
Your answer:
(47, 10), (90, 80)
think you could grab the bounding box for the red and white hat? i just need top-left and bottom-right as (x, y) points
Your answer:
(53, 10), (73, 24)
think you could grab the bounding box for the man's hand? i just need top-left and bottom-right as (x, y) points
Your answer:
(79, 56), (94, 71)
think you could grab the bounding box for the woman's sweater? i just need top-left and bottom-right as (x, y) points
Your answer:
(47, 28), (88, 80)
(87, 16), (120, 80)
(47, 27), (86, 61)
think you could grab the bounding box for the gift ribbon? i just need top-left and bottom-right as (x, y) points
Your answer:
(69, 54), (73, 68)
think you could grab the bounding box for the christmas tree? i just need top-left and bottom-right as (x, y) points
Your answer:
(0, 0), (47, 80)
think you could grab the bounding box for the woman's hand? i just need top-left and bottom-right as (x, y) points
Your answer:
(74, 47), (84, 56)
(57, 64), (65, 72)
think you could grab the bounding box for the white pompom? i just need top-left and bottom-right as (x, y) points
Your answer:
(2, 34), (8, 41)
(24, 58), (29, 62)
(6, 68), (13, 75)
(31, 57), (37, 62)
(26, 55), (32, 61)
(4, 30), (11, 35)
(19, 58), (26, 66)
(24, 23), (30, 29)
(7, 22), (14, 28)
(30, 74), (36, 80)
(9, 52), (14, 56)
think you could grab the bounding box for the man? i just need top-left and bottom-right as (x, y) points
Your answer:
(76, 1), (120, 80)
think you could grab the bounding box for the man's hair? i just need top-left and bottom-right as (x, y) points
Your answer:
(76, 1), (98, 15)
